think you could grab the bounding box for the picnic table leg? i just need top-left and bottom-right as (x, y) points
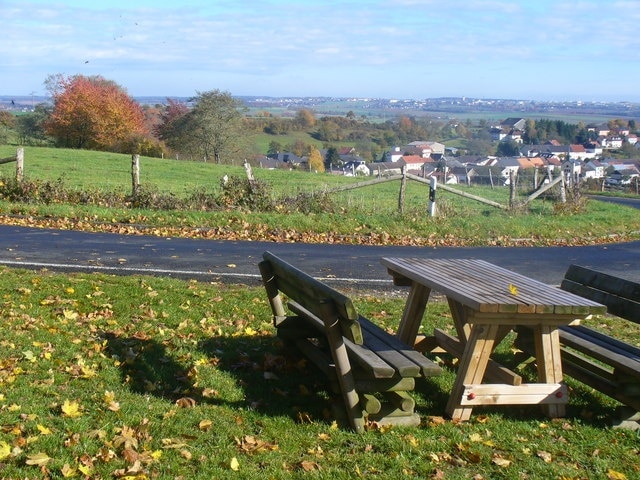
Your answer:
(446, 323), (500, 421)
(396, 282), (431, 346)
(447, 298), (471, 342)
(533, 325), (566, 418)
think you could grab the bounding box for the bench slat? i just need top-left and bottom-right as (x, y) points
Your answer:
(562, 265), (640, 323)
(262, 251), (363, 343)
(562, 325), (640, 359)
(359, 316), (441, 377)
(559, 327), (640, 378)
(287, 301), (397, 378)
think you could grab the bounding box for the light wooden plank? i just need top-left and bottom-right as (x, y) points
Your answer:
(459, 383), (568, 405)
(434, 328), (522, 385)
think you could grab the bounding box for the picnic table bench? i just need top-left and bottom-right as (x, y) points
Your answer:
(516, 265), (640, 429)
(258, 251), (442, 432)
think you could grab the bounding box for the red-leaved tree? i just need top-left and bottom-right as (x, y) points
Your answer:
(44, 74), (148, 151)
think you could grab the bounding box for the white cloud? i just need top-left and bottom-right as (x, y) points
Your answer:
(1, 0), (640, 99)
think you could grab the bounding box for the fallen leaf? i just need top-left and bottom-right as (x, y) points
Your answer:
(0, 441), (11, 460)
(607, 470), (627, 480)
(37, 424), (52, 435)
(175, 397), (196, 408)
(300, 460), (320, 471)
(61, 400), (82, 418)
(60, 463), (77, 478)
(492, 455), (511, 467)
(198, 419), (212, 431)
(230, 457), (240, 471)
(25, 452), (52, 466)
(537, 450), (552, 463)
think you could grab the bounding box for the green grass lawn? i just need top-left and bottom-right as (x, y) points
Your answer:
(1, 145), (639, 247)
(0, 267), (638, 479)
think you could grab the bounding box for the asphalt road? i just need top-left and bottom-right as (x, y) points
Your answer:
(1, 224), (638, 289)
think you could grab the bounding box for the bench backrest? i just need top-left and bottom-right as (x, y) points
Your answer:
(259, 251), (364, 344)
(561, 265), (640, 323)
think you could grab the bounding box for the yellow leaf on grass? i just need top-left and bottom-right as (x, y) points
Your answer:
(60, 463), (77, 478)
(63, 309), (78, 320)
(78, 464), (94, 476)
(230, 457), (240, 471)
(37, 424), (52, 435)
(25, 452), (52, 466)
(0, 441), (11, 460)
(199, 419), (213, 431)
(61, 400), (82, 418)
(607, 470), (627, 480)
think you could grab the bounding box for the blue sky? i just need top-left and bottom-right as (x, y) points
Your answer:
(3, 0), (640, 101)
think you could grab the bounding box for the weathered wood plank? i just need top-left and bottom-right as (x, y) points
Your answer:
(562, 265), (640, 323)
(559, 327), (640, 377)
(287, 301), (396, 378)
(360, 316), (442, 377)
(460, 383), (567, 406)
(434, 328), (522, 385)
(263, 251), (363, 343)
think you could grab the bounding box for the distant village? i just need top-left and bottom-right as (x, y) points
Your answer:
(257, 117), (640, 188)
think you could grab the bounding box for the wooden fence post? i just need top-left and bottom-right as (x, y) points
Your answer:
(16, 148), (24, 182)
(131, 154), (140, 196)
(509, 171), (516, 208)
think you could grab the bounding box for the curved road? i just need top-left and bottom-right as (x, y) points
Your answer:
(0, 224), (638, 289)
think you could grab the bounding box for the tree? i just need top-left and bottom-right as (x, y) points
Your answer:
(154, 98), (190, 149)
(496, 140), (521, 157)
(44, 74), (147, 151)
(17, 104), (51, 145)
(307, 146), (325, 173)
(0, 111), (16, 144)
(324, 146), (341, 170)
(267, 140), (283, 155)
(296, 109), (316, 129)
(180, 90), (246, 163)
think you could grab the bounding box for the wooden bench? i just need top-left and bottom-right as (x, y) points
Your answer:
(516, 265), (640, 429)
(259, 251), (442, 432)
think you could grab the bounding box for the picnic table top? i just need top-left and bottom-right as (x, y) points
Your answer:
(381, 257), (607, 316)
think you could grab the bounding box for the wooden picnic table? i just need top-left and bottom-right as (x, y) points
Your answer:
(381, 257), (607, 421)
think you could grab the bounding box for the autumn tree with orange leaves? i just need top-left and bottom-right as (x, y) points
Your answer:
(44, 74), (149, 152)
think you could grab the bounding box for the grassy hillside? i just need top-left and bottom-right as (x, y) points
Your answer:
(0, 145), (639, 247)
